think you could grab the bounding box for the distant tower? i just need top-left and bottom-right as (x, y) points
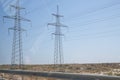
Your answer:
(3, 0), (31, 70)
(48, 5), (68, 70)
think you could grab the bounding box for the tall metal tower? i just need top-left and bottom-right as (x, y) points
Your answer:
(3, 0), (31, 70)
(48, 5), (68, 70)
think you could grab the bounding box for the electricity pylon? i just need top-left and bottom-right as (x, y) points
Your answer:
(48, 5), (68, 71)
(3, 0), (31, 71)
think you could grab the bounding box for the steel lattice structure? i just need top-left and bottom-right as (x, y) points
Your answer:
(48, 5), (68, 70)
(3, 0), (31, 70)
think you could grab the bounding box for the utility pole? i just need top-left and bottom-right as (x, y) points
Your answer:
(48, 5), (68, 71)
(3, 0), (31, 79)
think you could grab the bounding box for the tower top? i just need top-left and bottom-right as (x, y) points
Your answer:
(52, 5), (63, 17)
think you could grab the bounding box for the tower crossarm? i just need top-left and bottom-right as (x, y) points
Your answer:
(20, 17), (31, 22)
(59, 23), (68, 27)
(52, 13), (63, 17)
(52, 33), (64, 36)
(3, 16), (31, 22)
(8, 27), (26, 31)
(3, 16), (16, 20)
(48, 23), (67, 27)
(10, 5), (25, 10)
(47, 23), (56, 26)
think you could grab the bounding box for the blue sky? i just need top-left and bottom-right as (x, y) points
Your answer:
(0, 0), (120, 64)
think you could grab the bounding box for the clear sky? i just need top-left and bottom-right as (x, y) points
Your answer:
(0, 0), (120, 64)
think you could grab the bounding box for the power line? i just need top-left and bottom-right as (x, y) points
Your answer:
(67, 26), (120, 41)
(25, 0), (51, 15)
(81, 28), (120, 37)
(68, 23), (120, 37)
(68, 1), (120, 21)
(1, 0), (15, 11)
(68, 13), (120, 30)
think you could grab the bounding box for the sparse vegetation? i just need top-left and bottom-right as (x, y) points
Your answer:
(0, 63), (120, 80)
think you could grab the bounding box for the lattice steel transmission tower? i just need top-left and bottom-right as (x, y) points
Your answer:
(48, 5), (68, 70)
(3, 0), (31, 70)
